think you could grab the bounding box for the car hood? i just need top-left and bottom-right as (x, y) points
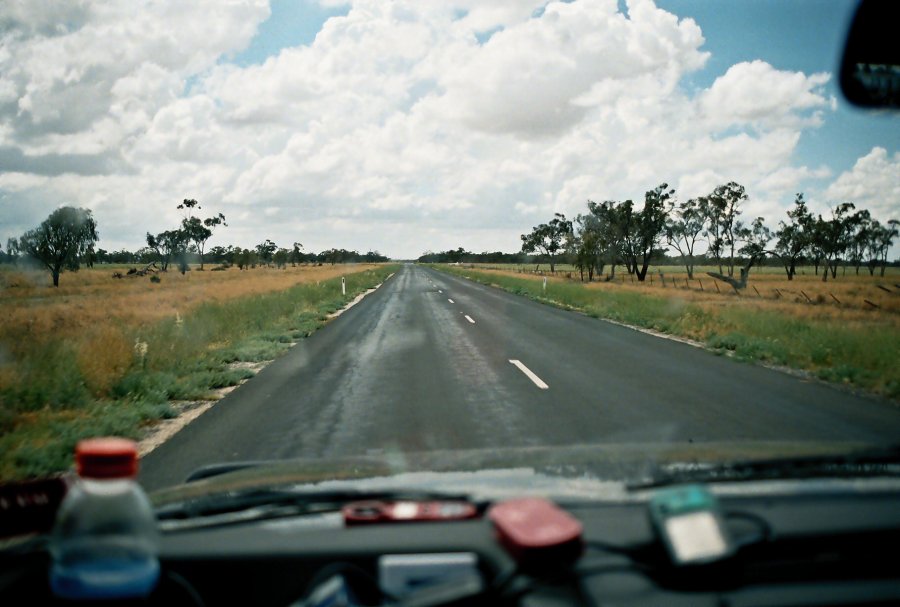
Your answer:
(148, 439), (899, 505)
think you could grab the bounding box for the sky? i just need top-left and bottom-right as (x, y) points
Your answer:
(0, 0), (897, 260)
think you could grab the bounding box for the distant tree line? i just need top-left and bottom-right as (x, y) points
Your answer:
(417, 248), (531, 264)
(514, 183), (898, 287)
(3, 199), (389, 287)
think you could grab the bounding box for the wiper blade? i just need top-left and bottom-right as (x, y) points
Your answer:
(155, 487), (477, 530)
(630, 446), (900, 490)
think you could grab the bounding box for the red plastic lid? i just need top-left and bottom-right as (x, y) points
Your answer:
(489, 497), (583, 562)
(75, 438), (139, 479)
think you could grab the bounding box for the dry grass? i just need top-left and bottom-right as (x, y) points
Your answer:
(437, 263), (900, 399)
(469, 264), (900, 328)
(0, 262), (383, 405)
(0, 263), (397, 480)
(0, 263), (373, 354)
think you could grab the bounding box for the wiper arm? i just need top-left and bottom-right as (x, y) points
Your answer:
(630, 445), (900, 490)
(156, 488), (478, 531)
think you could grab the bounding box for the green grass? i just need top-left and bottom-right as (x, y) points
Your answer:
(0, 265), (398, 479)
(429, 264), (900, 400)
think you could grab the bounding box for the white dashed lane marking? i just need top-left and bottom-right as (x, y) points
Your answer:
(509, 360), (549, 390)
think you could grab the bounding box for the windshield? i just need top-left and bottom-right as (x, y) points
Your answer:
(0, 0), (898, 493)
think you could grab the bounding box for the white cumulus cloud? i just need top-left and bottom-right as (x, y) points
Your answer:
(0, 0), (893, 258)
(824, 147), (900, 220)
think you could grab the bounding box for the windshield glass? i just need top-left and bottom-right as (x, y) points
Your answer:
(0, 0), (898, 493)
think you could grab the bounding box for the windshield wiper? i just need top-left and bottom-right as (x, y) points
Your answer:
(155, 487), (479, 531)
(630, 445), (900, 490)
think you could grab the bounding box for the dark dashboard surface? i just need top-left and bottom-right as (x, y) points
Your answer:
(2, 487), (900, 606)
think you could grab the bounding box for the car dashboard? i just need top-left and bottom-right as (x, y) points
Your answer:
(2, 482), (900, 606)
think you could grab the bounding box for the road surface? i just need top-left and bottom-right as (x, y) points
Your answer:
(141, 264), (900, 490)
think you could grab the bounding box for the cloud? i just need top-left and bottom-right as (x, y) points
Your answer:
(437, 0), (708, 138)
(0, 145), (127, 176)
(0, 0), (269, 148)
(0, 0), (889, 258)
(698, 60), (831, 130)
(824, 147), (900, 220)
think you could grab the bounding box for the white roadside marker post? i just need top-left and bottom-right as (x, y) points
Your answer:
(543, 277), (547, 293)
(342, 277), (346, 296)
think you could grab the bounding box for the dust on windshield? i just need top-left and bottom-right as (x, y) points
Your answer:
(0, 0), (898, 489)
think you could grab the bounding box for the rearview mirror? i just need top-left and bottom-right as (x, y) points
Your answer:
(839, 0), (900, 109)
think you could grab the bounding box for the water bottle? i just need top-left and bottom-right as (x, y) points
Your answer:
(49, 437), (160, 600)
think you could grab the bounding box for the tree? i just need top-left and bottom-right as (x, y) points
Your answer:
(772, 193), (813, 280)
(810, 202), (856, 282)
(177, 199), (226, 270)
(207, 245), (232, 265)
(255, 239), (277, 266)
(737, 217), (773, 274)
(703, 182), (746, 276)
(18, 206), (99, 287)
(845, 209), (872, 275)
(232, 248), (258, 270)
(147, 229), (188, 272)
(629, 184), (674, 282)
(322, 248), (343, 265)
(872, 219), (899, 277)
(273, 248), (289, 269)
(585, 200), (630, 279)
(706, 217), (772, 290)
(520, 213), (573, 273)
(665, 197), (704, 279)
(5, 237), (20, 264)
(572, 212), (604, 281)
(290, 242), (304, 266)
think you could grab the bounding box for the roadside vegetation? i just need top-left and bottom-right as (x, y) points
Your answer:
(430, 264), (900, 401)
(423, 180), (898, 400)
(0, 263), (397, 480)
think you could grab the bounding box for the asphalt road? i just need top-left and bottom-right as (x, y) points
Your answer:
(140, 264), (900, 490)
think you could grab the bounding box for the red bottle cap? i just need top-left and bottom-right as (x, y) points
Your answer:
(75, 438), (139, 479)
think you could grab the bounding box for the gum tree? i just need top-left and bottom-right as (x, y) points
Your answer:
(520, 213), (573, 273)
(665, 197), (704, 279)
(773, 193), (813, 280)
(18, 206), (99, 287)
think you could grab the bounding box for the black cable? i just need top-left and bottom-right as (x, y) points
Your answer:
(583, 539), (639, 556)
(489, 564), (519, 593)
(724, 509), (774, 548)
(163, 570), (206, 607)
(576, 562), (654, 578)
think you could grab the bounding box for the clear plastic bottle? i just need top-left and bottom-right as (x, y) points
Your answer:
(49, 437), (160, 600)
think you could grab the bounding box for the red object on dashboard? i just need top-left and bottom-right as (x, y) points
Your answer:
(489, 497), (583, 564)
(76, 438), (139, 479)
(342, 500), (479, 525)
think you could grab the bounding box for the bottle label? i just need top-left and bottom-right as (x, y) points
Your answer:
(51, 556), (160, 600)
